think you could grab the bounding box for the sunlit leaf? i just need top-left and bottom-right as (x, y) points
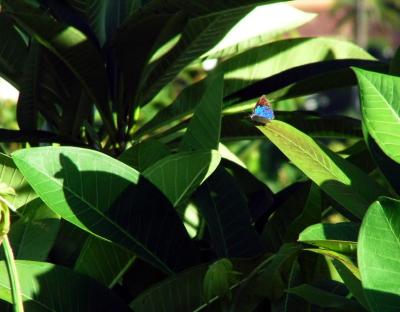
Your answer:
(143, 150), (221, 207)
(353, 68), (400, 165)
(358, 197), (400, 311)
(299, 223), (358, 254)
(13, 146), (198, 274)
(258, 120), (386, 219)
(0, 260), (131, 311)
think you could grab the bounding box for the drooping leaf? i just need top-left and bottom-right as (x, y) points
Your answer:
(12, 146), (198, 274)
(299, 223), (358, 254)
(140, 6), (254, 103)
(16, 41), (41, 132)
(136, 69), (221, 139)
(180, 71), (223, 151)
(4, 0), (116, 141)
(0, 13), (28, 86)
(353, 68), (400, 165)
(358, 197), (400, 311)
(0, 260), (131, 311)
(258, 120), (386, 219)
(193, 167), (263, 257)
(112, 12), (179, 123)
(64, 0), (139, 45)
(143, 150), (221, 207)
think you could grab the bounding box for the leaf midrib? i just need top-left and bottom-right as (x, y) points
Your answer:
(15, 156), (173, 274)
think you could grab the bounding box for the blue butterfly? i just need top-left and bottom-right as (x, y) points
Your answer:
(250, 95), (274, 125)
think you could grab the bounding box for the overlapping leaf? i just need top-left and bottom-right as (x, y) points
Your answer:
(74, 236), (135, 288)
(0, 153), (37, 211)
(5, 199), (60, 261)
(4, 0), (116, 140)
(358, 197), (400, 311)
(223, 37), (374, 98)
(299, 223), (358, 254)
(0, 260), (130, 311)
(258, 120), (386, 219)
(0, 14), (28, 86)
(193, 167), (263, 257)
(353, 68), (400, 165)
(12, 146), (198, 273)
(202, 3), (316, 58)
(143, 150), (221, 207)
(180, 71), (223, 151)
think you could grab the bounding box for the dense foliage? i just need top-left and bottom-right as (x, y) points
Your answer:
(0, 0), (400, 311)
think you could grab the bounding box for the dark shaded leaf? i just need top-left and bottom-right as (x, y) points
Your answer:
(0, 260), (131, 311)
(193, 167), (263, 257)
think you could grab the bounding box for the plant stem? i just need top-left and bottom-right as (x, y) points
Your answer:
(3, 235), (24, 312)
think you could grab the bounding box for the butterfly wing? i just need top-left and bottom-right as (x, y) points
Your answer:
(250, 95), (274, 124)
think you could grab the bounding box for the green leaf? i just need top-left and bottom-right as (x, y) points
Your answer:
(0, 260), (131, 311)
(258, 120), (386, 219)
(221, 158), (274, 222)
(222, 112), (363, 142)
(226, 59), (386, 103)
(364, 131), (400, 195)
(0, 153), (37, 211)
(141, 6), (254, 103)
(262, 181), (320, 252)
(6, 199), (60, 261)
(353, 68), (400, 164)
(333, 260), (369, 309)
(0, 14), (27, 86)
(136, 69), (220, 139)
(222, 37), (374, 97)
(12, 146), (198, 273)
(304, 248), (360, 280)
(65, 0), (132, 45)
(202, 3), (316, 58)
(299, 223), (358, 254)
(143, 150), (221, 207)
(16, 41), (41, 132)
(4, 0), (116, 140)
(287, 284), (364, 311)
(74, 236), (135, 288)
(203, 258), (239, 302)
(131, 262), (209, 312)
(118, 140), (170, 171)
(284, 183), (321, 243)
(130, 256), (265, 312)
(193, 167), (263, 257)
(232, 243), (302, 309)
(358, 197), (400, 311)
(112, 12), (182, 121)
(180, 71), (223, 151)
